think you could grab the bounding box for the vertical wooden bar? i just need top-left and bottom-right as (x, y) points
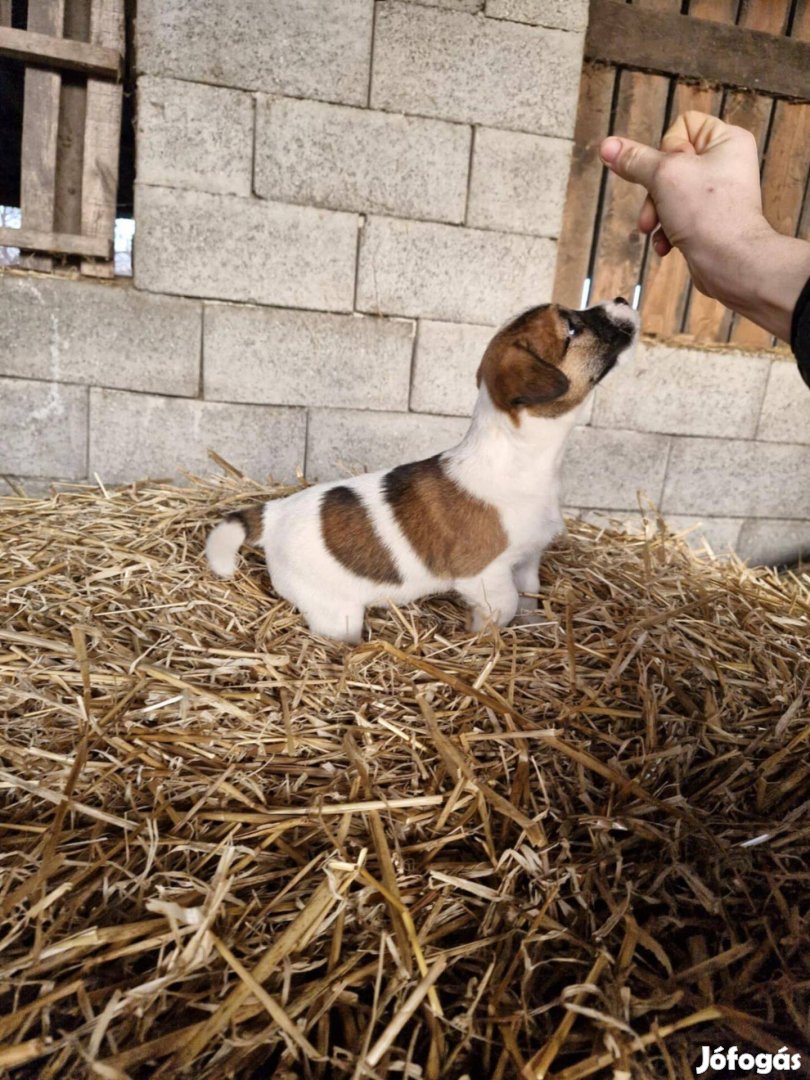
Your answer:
(80, 0), (124, 277)
(19, 0), (65, 271)
(640, 82), (720, 337)
(682, 89), (773, 341)
(0, 2), (12, 27)
(640, 0), (736, 339)
(552, 63), (617, 308)
(54, 0), (92, 238)
(725, 0), (793, 345)
(588, 69), (670, 305)
(730, 3), (810, 347)
(791, 1), (810, 248)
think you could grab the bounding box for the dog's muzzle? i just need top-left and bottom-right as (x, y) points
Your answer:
(589, 298), (640, 382)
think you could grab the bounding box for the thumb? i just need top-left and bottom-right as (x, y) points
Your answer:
(600, 136), (663, 190)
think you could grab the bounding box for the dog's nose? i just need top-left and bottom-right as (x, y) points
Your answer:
(613, 296), (629, 305)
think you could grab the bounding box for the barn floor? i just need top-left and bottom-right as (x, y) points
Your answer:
(0, 473), (808, 1078)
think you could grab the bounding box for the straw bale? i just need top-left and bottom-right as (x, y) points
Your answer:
(0, 473), (808, 1078)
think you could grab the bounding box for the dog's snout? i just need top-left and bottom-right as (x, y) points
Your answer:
(613, 296), (629, 306)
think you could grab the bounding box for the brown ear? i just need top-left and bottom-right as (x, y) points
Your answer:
(493, 343), (570, 410)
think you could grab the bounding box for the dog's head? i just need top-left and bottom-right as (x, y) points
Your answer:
(477, 298), (639, 423)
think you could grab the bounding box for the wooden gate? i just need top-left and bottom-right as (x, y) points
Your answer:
(554, 0), (810, 350)
(0, 0), (125, 277)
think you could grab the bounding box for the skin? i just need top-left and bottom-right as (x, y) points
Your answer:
(600, 110), (810, 343)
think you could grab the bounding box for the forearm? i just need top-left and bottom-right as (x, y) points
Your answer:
(704, 228), (810, 344)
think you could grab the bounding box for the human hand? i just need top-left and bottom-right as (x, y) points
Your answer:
(599, 111), (810, 342)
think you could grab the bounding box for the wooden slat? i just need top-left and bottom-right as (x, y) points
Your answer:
(552, 64), (617, 308)
(640, 0), (736, 339)
(731, 101), (810, 347)
(54, 0), (92, 237)
(640, 83), (721, 337)
(0, 225), (112, 257)
(19, 0), (65, 273)
(681, 90), (773, 341)
(80, 0), (124, 277)
(589, 69), (670, 305)
(585, 0), (810, 101)
(726, 0), (794, 346)
(0, 2), (12, 28)
(0, 24), (121, 76)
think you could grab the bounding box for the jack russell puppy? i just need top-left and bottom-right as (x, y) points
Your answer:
(207, 299), (639, 643)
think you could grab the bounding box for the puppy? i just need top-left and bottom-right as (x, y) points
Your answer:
(207, 299), (639, 643)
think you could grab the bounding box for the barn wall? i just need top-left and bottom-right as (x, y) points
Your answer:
(2, 0), (809, 565)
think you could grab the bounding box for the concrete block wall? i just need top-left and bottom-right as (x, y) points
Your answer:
(1, 0), (808, 566)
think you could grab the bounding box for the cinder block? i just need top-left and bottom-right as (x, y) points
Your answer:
(136, 76), (253, 196)
(0, 377), (88, 479)
(560, 427), (671, 509)
(89, 388), (306, 484)
(756, 358), (810, 445)
(662, 437), (810, 518)
(467, 127), (571, 237)
(136, 0), (374, 106)
(658, 514), (743, 556)
(356, 216), (556, 324)
(306, 407), (469, 480)
(371, 2), (582, 137)
(592, 341), (771, 439)
(0, 275), (200, 396)
(255, 97), (470, 224)
(204, 304), (415, 410)
(563, 506), (743, 556)
(737, 518), (810, 566)
(485, 0), (588, 32)
(134, 185), (358, 312)
(2, 476), (84, 497)
(404, 0), (484, 10)
(410, 320), (493, 416)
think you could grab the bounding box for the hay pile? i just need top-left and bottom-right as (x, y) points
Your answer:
(1, 473), (808, 1079)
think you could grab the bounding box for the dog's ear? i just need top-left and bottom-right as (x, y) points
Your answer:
(493, 343), (570, 410)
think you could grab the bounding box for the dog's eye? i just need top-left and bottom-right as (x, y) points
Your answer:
(562, 315), (580, 346)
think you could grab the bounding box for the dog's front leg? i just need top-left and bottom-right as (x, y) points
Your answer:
(513, 555), (540, 613)
(457, 568), (519, 632)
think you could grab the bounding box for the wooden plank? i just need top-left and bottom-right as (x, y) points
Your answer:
(725, 0), (793, 345)
(552, 63), (617, 308)
(682, 90), (773, 341)
(731, 101), (810, 347)
(640, 0), (735, 339)
(585, 0), (810, 101)
(0, 25), (121, 77)
(80, 0), (124, 277)
(0, 2), (12, 28)
(589, 69), (670, 306)
(730, 1), (810, 347)
(640, 82), (721, 337)
(19, 0), (65, 272)
(0, 225), (112, 257)
(54, 0), (92, 237)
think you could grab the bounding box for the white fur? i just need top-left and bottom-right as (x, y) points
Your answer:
(207, 302), (639, 643)
(206, 519), (246, 578)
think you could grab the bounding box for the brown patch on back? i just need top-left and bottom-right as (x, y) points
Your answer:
(383, 456), (507, 578)
(321, 486), (402, 585)
(227, 506), (264, 543)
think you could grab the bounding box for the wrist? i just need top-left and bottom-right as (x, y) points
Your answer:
(721, 226), (810, 343)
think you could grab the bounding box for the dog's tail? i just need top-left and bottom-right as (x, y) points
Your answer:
(206, 506), (265, 578)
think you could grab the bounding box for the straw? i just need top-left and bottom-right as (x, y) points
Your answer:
(0, 472), (807, 1077)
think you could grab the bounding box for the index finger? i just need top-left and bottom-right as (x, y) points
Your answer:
(661, 111), (729, 154)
